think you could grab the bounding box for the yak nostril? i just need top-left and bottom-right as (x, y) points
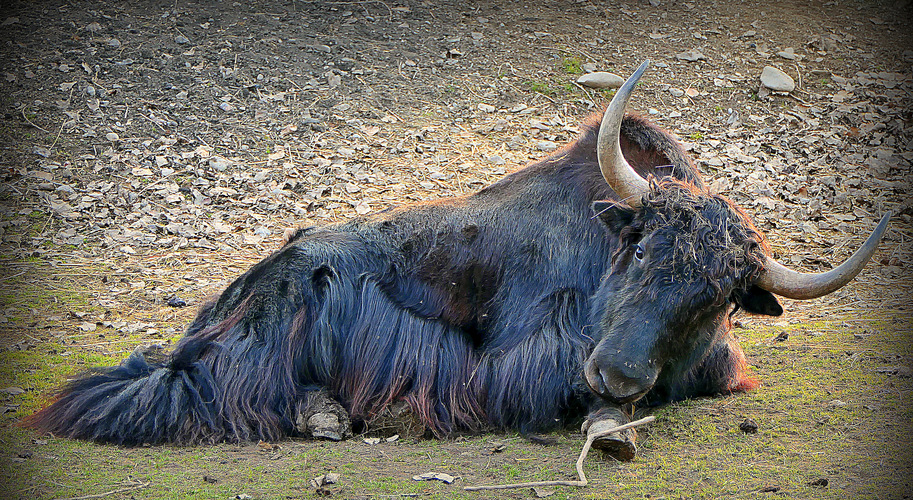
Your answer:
(584, 358), (608, 395)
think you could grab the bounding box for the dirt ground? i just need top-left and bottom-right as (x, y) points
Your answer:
(0, 0), (911, 499)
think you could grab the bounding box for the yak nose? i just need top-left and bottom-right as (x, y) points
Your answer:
(584, 356), (657, 403)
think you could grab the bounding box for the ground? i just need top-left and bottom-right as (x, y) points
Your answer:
(0, 0), (911, 498)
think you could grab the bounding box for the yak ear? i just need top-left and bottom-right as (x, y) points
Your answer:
(592, 201), (636, 233)
(737, 285), (784, 316)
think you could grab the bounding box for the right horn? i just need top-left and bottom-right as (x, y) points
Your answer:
(757, 213), (892, 300)
(596, 60), (652, 207)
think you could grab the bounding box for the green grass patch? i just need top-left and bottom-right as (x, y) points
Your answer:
(561, 56), (583, 75)
(2, 261), (910, 499)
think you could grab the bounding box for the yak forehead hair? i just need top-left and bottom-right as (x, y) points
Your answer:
(631, 179), (768, 299)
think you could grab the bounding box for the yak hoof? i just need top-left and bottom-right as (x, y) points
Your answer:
(307, 413), (346, 441)
(295, 390), (353, 441)
(583, 418), (637, 461)
(582, 406), (637, 461)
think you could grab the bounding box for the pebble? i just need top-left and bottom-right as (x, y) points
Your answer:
(175, 35), (190, 44)
(760, 66), (795, 92)
(219, 102), (235, 112)
(105, 132), (119, 142)
(107, 38), (121, 48)
(777, 47), (797, 60)
(581, 62), (597, 73)
(209, 157), (232, 171)
(478, 103), (496, 113)
(537, 140), (558, 152)
(675, 50), (705, 62)
(576, 72), (624, 89)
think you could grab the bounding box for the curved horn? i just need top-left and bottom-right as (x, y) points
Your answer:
(757, 212), (892, 300)
(596, 60), (652, 207)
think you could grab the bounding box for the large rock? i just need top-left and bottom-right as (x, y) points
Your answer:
(576, 71), (624, 89)
(760, 66), (796, 92)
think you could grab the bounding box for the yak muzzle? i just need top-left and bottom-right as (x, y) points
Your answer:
(584, 355), (658, 404)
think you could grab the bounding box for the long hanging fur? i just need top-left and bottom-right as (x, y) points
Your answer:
(28, 113), (760, 445)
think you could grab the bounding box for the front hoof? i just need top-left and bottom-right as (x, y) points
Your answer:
(295, 390), (353, 441)
(306, 412), (346, 441)
(583, 417), (637, 461)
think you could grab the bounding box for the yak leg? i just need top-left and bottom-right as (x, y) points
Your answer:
(646, 334), (758, 407)
(582, 403), (637, 461)
(295, 389), (353, 441)
(680, 334), (758, 399)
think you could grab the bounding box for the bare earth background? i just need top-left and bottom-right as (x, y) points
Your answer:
(0, 0), (911, 499)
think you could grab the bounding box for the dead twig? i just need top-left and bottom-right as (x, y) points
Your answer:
(463, 415), (655, 491)
(51, 480), (149, 500)
(21, 108), (52, 134)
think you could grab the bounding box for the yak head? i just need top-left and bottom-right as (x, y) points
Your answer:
(583, 61), (891, 404)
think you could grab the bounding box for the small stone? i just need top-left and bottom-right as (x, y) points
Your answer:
(209, 156), (232, 171)
(675, 50), (705, 62)
(739, 418), (759, 434)
(219, 102), (235, 112)
(581, 62), (598, 73)
(105, 132), (119, 142)
(175, 35), (190, 44)
(107, 38), (121, 48)
(777, 47), (797, 60)
(478, 103), (496, 113)
(760, 66), (795, 92)
(537, 140), (558, 152)
(576, 71), (624, 89)
(412, 472), (456, 484)
(807, 478), (829, 488)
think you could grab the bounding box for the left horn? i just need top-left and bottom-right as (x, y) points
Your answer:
(596, 60), (652, 207)
(757, 213), (892, 300)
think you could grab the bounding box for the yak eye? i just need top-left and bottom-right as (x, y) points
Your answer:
(633, 244), (645, 262)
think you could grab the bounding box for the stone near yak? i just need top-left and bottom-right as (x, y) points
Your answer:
(760, 66), (796, 92)
(577, 71), (625, 89)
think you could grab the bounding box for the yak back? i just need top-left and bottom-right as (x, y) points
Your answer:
(336, 112), (703, 350)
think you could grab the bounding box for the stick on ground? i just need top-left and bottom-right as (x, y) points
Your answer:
(463, 415), (656, 491)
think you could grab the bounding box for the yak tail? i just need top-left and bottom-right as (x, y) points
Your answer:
(26, 344), (225, 446)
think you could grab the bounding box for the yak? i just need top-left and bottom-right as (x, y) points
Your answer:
(29, 61), (889, 460)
